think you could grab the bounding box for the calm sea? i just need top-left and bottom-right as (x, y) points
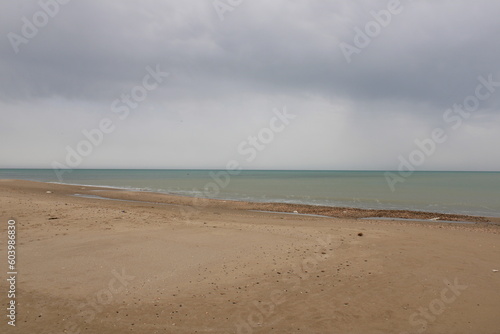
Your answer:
(1, 169), (499, 217)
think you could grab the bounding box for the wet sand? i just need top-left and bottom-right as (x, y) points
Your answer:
(1, 179), (499, 334)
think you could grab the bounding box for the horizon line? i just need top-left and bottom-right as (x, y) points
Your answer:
(1, 168), (499, 173)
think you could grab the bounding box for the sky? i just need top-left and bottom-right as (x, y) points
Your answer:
(1, 0), (499, 170)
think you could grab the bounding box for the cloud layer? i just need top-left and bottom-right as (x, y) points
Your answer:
(1, 0), (499, 170)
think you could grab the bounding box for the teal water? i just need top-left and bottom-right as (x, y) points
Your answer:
(1, 169), (499, 217)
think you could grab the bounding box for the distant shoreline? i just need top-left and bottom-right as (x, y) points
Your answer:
(2, 179), (498, 225)
(1, 169), (499, 218)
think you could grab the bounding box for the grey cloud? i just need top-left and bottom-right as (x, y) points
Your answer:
(0, 0), (499, 169)
(2, 0), (500, 105)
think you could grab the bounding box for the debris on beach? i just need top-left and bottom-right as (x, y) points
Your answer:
(293, 210), (298, 214)
(493, 269), (499, 273)
(46, 191), (52, 194)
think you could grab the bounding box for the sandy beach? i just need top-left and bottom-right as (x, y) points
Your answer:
(1, 179), (499, 334)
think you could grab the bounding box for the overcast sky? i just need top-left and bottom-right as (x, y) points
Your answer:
(1, 0), (499, 170)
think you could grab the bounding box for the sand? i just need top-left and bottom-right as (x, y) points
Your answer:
(0, 179), (499, 334)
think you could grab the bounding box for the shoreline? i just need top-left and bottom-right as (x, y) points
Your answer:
(5, 179), (498, 224)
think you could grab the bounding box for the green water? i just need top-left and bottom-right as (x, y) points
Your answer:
(1, 169), (499, 217)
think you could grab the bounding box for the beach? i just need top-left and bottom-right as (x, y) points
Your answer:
(1, 179), (499, 334)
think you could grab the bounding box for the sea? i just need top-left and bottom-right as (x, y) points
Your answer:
(1, 169), (499, 217)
